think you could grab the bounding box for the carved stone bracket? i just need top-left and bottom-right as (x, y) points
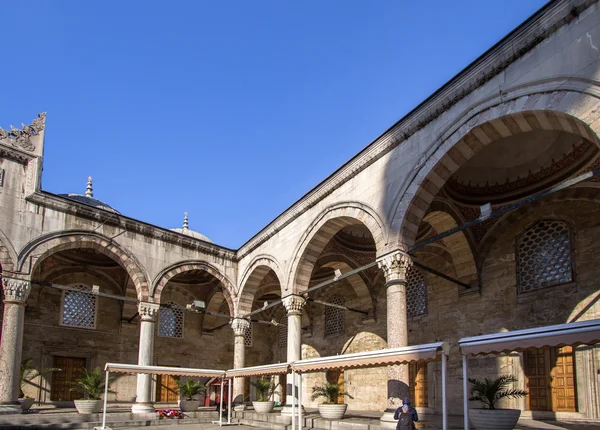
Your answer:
(377, 251), (413, 285)
(282, 295), (306, 316)
(2, 278), (31, 303)
(0, 112), (46, 152)
(231, 318), (250, 337)
(138, 302), (160, 322)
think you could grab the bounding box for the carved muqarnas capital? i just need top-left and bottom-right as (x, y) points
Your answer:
(231, 318), (250, 337)
(377, 251), (413, 284)
(0, 112), (46, 152)
(282, 295), (306, 316)
(2, 278), (31, 303)
(138, 302), (160, 321)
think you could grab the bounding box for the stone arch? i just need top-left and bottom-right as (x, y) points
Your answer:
(18, 230), (150, 300)
(237, 255), (284, 315)
(316, 254), (373, 308)
(393, 91), (600, 247)
(152, 260), (235, 316)
(287, 202), (387, 294)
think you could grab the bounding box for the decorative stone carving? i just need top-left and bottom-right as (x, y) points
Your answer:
(0, 113), (46, 152)
(231, 318), (250, 337)
(282, 295), (306, 316)
(1, 278), (31, 303)
(377, 251), (412, 284)
(138, 302), (160, 321)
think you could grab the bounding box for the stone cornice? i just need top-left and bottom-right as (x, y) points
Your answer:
(0, 144), (34, 165)
(236, 0), (591, 258)
(27, 191), (236, 260)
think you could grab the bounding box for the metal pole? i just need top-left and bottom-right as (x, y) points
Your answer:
(291, 370), (296, 430)
(298, 372), (303, 430)
(220, 379), (224, 426)
(463, 354), (469, 430)
(101, 370), (109, 429)
(442, 354), (447, 430)
(228, 378), (232, 424)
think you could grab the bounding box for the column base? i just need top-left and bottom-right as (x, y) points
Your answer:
(131, 402), (155, 414)
(280, 404), (305, 416)
(0, 403), (21, 415)
(380, 408), (398, 429)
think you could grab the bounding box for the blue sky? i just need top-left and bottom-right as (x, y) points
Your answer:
(2, 1), (547, 249)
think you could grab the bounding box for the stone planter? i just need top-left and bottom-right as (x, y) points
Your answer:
(252, 401), (275, 414)
(18, 397), (35, 411)
(318, 403), (348, 420)
(179, 399), (200, 412)
(469, 408), (521, 430)
(74, 399), (102, 414)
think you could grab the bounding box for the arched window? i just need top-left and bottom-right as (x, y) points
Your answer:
(158, 302), (184, 339)
(517, 220), (573, 294)
(324, 296), (345, 337)
(407, 266), (427, 317)
(278, 316), (287, 348)
(244, 323), (253, 347)
(60, 284), (97, 329)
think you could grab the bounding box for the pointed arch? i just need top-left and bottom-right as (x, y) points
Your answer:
(237, 255), (284, 316)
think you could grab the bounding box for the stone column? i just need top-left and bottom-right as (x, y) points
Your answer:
(231, 318), (250, 405)
(0, 279), (31, 413)
(131, 302), (160, 414)
(280, 294), (305, 416)
(377, 251), (412, 428)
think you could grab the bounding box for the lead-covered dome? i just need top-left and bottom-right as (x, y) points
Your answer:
(59, 177), (119, 213)
(170, 212), (213, 243)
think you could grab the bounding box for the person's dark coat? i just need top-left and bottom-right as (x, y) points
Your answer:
(393, 409), (415, 430)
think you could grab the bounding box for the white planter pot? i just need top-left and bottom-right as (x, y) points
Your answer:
(179, 399), (200, 412)
(18, 398), (35, 411)
(469, 409), (521, 430)
(74, 399), (102, 414)
(318, 404), (348, 420)
(252, 401), (275, 414)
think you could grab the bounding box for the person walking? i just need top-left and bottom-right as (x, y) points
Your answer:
(394, 397), (418, 430)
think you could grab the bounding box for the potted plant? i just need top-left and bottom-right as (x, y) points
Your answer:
(178, 379), (206, 412)
(468, 375), (528, 430)
(19, 359), (60, 411)
(71, 367), (116, 414)
(250, 377), (279, 413)
(311, 382), (353, 420)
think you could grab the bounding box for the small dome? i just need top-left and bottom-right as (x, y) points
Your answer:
(59, 177), (119, 214)
(170, 212), (213, 243)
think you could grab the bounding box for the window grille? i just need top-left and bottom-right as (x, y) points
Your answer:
(407, 267), (427, 317)
(244, 323), (253, 347)
(158, 302), (184, 339)
(278, 317), (287, 348)
(61, 284), (97, 329)
(324, 296), (345, 336)
(517, 220), (573, 294)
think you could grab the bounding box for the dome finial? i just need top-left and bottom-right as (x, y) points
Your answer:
(183, 212), (189, 230)
(85, 176), (93, 198)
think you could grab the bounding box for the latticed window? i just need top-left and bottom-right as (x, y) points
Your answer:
(244, 323), (253, 347)
(324, 296), (345, 337)
(158, 302), (184, 339)
(517, 220), (573, 294)
(61, 284), (97, 329)
(407, 266), (427, 317)
(278, 317), (287, 348)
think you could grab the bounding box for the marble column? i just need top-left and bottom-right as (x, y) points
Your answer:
(131, 302), (160, 414)
(280, 294), (305, 416)
(0, 279), (31, 413)
(377, 251), (412, 428)
(231, 318), (250, 405)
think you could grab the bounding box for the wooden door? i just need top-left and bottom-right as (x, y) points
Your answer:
(50, 356), (86, 401)
(156, 375), (179, 402)
(409, 362), (428, 407)
(550, 346), (577, 412)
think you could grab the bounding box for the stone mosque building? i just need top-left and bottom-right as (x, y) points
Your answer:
(2, 0), (600, 423)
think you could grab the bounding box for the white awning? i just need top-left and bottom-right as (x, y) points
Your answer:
(104, 363), (225, 378)
(291, 342), (448, 373)
(459, 318), (600, 356)
(226, 362), (291, 378)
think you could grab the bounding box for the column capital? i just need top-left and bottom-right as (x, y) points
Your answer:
(282, 294), (306, 316)
(231, 318), (250, 337)
(377, 251), (413, 285)
(2, 278), (31, 303)
(138, 302), (160, 322)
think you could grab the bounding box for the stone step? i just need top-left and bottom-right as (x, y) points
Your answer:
(0, 417), (215, 430)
